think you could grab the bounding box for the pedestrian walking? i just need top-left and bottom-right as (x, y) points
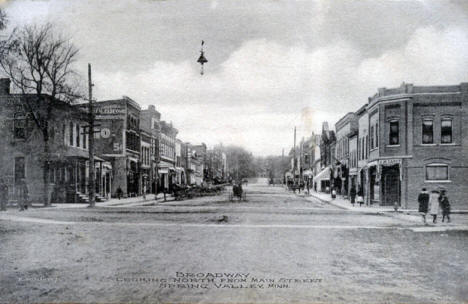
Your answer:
(356, 188), (364, 207)
(0, 178), (8, 211)
(439, 190), (451, 223)
(429, 189), (440, 223)
(417, 187), (429, 224)
(331, 187), (336, 199)
(350, 186), (356, 206)
(116, 186), (123, 200)
(16, 179), (28, 211)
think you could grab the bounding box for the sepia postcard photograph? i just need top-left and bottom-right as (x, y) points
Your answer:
(0, 0), (467, 303)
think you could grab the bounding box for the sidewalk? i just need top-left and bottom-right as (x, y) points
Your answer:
(303, 191), (468, 229)
(96, 193), (174, 207)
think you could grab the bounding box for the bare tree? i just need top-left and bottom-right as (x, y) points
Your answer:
(0, 23), (81, 206)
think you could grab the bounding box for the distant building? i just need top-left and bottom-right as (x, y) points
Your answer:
(140, 105), (161, 194)
(315, 122), (335, 192)
(335, 112), (358, 196)
(158, 121), (177, 192)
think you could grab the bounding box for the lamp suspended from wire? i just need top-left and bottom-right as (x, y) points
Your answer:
(197, 40), (208, 75)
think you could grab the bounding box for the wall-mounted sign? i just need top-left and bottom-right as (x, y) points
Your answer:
(378, 158), (401, 166)
(94, 106), (126, 115)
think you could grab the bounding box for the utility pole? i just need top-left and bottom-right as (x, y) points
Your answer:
(293, 126), (297, 184)
(88, 63), (96, 208)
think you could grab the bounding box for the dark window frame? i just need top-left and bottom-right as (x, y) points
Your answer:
(389, 120), (399, 145)
(441, 118), (453, 144)
(422, 118), (434, 144)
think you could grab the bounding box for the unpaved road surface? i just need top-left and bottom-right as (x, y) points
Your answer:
(1, 182), (467, 303)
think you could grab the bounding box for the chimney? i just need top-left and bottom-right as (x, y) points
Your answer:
(148, 105), (156, 112)
(0, 78), (11, 95)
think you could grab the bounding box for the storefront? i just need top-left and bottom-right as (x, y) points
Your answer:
(379, 159), (401, 206)
(127, 157), (139, 197)
(314, 166), (331, 193)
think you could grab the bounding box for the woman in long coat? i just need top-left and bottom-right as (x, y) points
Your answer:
(429, 190), (440, 223)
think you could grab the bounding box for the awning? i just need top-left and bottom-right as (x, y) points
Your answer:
(303, 169), (313, 177)
(314, 166), (331, 181)
(175, 167), (185, 172)
(159, 168), (169, 174)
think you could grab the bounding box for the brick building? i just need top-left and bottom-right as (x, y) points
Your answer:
(335, 113), (358, 196)
(77, 97), (141, 197)
(158, 121), (177, 192)
(362, 82), (468, 209)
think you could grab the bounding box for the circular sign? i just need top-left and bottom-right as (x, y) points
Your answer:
(101, 128), (111, 138)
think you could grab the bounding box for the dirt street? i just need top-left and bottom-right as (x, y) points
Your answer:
(0, 182), (467, 303)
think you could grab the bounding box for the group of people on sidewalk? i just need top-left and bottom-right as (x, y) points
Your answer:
(0, 178), (29, 211)
(417, 187), (451, 224)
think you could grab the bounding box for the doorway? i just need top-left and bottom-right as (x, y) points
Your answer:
(382, 165), (400, 206)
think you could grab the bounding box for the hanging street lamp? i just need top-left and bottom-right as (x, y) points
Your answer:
(197, 40), (208, 75)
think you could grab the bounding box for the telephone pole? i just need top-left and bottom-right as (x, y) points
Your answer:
(293, 126), (297, 183)
(88, 63), (96, 207)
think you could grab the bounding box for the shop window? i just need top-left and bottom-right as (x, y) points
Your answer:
(389, 120), (399, 145)
(14, 157), (25, 183)
(441, 119), (452, 144)
(422, 119), (434, 144)
(425, 164), (449, 181)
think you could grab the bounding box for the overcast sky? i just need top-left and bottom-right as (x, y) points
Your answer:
(3, 0), (468, 156)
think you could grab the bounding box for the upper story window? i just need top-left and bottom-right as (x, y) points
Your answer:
(83, 131), (87, 150)
(62, 124), (66, 145)
(69, 122), (74, 146)
(76, 124), (80, 147)
(375, 123), (379, 148)
(370, 125), (374, 149)
(389, 120), (399, 145)
(422, 119), (434, 144)
(441, 118), (452, 144)
(14, 113), (26, 139)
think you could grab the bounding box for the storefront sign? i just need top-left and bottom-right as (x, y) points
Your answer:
(378, 159), (401, 166)
(94, 106), (126, 115)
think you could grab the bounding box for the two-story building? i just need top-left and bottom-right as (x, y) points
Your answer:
(366, 82), (468, 208)
(0, 78), (110, 204)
